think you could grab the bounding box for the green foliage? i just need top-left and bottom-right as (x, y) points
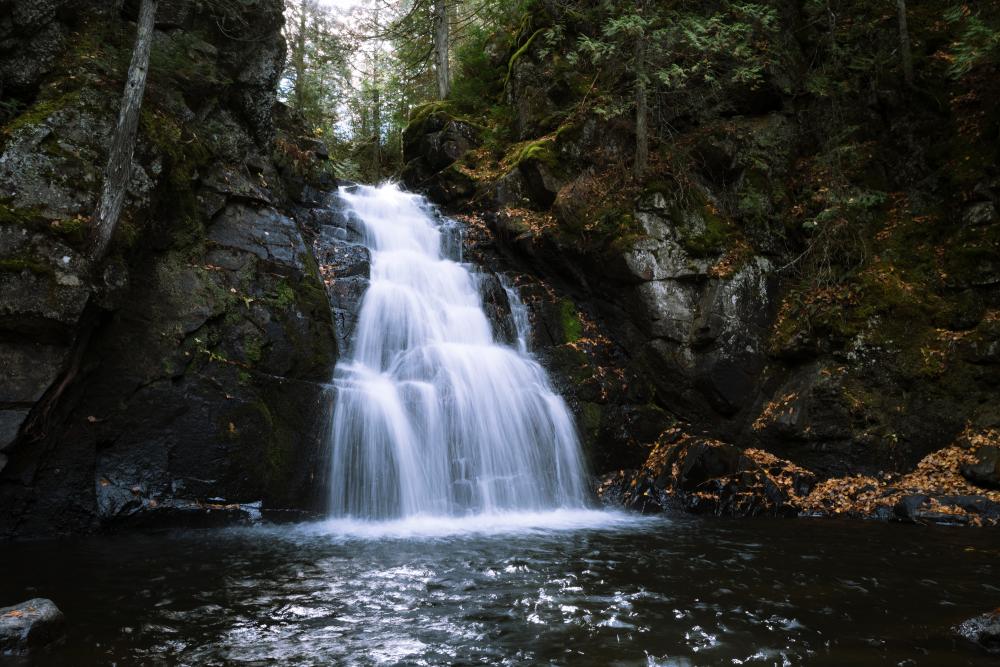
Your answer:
(944, 5), (1000, 77)
(452, 23), (509, 112)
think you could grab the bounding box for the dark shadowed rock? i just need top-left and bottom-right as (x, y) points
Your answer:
(0, 598), (65, 654)
(209, 204), (307, 270)
(961, 446), (1000, 489)
(478, 272), (517, 346)
(600, 429), (816, 518)
(955, 610), (1000, 655)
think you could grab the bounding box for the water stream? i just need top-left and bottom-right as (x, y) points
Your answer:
(327, 184), (588, 520)
(1, 517), (996, 665)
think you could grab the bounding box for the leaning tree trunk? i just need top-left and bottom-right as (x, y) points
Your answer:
(433, 0), (450, 100)
(633, 6), (649, 179)
(91, 0), (157, 260)
(896, 0), (914, 87)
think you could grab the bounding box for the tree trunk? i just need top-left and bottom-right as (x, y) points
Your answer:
(91, 0), (157, 260)
(293, 0), (308, 111)
(633, 4), (648, 179)
(433, 0), (450, 99)
(372, 84), (382, 183)
(897, 0), (914, 87)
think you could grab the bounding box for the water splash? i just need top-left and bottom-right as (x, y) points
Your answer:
(328, 183), (589, 519)
(499, 273), (532, 354)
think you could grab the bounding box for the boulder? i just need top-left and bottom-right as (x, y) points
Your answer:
(956, 610), (1000, 655)
(961, 446), (1000, 489)
(0, 598), (65, 654)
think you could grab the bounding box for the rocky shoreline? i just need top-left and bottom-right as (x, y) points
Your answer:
(597, 427), (1000, 527)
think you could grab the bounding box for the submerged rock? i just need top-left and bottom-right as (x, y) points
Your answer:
(0, 598), (65, 654)
(955, 610), (1000, 655)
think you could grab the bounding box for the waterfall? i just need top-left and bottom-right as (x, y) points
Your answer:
(328, 184), (589, 520)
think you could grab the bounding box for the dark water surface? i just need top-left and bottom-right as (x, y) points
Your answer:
(1, 510), (997, 666)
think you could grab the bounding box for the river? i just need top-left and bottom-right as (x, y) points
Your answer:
(1, 511), (996, 665)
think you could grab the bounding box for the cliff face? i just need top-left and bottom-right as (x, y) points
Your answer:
(401, 1), (1000, 520)
(0, 0), (339, 537)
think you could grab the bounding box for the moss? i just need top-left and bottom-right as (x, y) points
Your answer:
(268, 281), (297, 310)
(0, 201), (46, 227)
(0, 257), (52, 276)
(1, 91), (82, 139)
(678, 206), (730, 258)
(149, 31), (230, 91)
(244, 334), (265, 365)
(510, 137), (556, 168)
(579, 402), (603, 444)
(560, 299), (583, 343)
(139, 107), (211, 247)
(408, 101), (454, 128)
(505, 28), (545, 88)
(49, 216), (89, 246)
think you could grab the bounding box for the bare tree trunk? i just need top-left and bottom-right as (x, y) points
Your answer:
(91, 0), (157, 260)
(293, 0), (308, 111)
(372, 84), (382, 182)
(897, 0), (914, 87)
(633, 2), (648, 179)
(433, 0), (450, 99)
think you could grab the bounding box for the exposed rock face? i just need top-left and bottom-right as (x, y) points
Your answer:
(307, 191), (371, 355)
(0, 0), (341, 537)
(400, 106), (480, 206)
(401, 4), (1000, 521)
(0, 598), (66, 655)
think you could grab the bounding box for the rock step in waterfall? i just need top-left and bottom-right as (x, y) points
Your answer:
(327, 184), (589, 520)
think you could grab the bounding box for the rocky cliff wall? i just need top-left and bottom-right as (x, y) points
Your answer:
(0, 0), (340, 537)
(400, 0), (1000, 522)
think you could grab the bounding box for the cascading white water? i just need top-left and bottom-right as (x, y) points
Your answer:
(328, 183), (589, 520)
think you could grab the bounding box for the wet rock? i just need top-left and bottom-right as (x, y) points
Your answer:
(314, 231), (370, 354)
(892, 494), (931, 523)
(0, 598), (66, 654)
(478, 272), (517, 346)
(955, 610), (1000, 655)
(961, 446), (1000, 489)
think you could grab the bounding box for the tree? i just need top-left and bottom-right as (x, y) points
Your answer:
(282, 0), (349, 135)
(633, 0), (648, 178)
(433, 0), (451, 99)
(896, 0), (914, 87)
(91, 0), (157, 259)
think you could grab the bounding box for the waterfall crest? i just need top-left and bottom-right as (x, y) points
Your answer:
(328, 184), (589, 519)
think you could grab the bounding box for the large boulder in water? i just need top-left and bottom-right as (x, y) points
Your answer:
(956, 609), (1000, 655)
(0, 598), (65, 654)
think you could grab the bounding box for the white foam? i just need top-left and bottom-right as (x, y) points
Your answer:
(295, 509), (659, 540)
